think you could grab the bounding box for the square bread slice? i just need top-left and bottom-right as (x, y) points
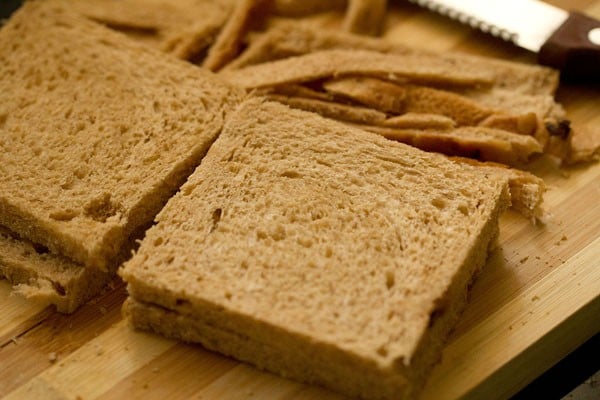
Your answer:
(0, 1), (242, 271)
(121, 98), (510, 400)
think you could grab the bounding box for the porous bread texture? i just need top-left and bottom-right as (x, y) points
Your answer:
(0, 226), (110, 313)
(225, 22), (559, 96)
(69, 0), (234, 60)
(121, 98), (510, 400)
(448, 158), (546, 219)
(0, 1), (242, 270)
(221, 49), (495, 89)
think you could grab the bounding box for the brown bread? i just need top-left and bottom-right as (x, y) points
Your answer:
(121, 98), (510, 400)
(0, 1), (242, 273)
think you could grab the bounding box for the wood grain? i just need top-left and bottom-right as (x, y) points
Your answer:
(1, 1), (599, 399)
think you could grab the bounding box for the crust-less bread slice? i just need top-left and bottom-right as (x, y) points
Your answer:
(343, 0), (388, 36)
(121, 98), (510, 400)
(221, 49), (495, 89)
(226, 22), (559, 95)
(0, 226), (110, 313)
(70, 0), (233, 60)
(203, 0), (272, 71)
(356, 125), (542, 165)
(0, 1), (242, 270)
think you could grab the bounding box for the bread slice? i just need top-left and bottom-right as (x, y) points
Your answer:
(226, 22), (559, 95)
(0, 1), (242, 271)
(343, 0), (388, 36)
(69, 0), (233, 61)
(121, 98), (510, 400)
(202, 0), (272, 71)
(221, 49), (495, 89)
(0, 226), (110, 313)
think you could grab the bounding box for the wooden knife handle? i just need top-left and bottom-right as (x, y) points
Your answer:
(539, 11), (600, 81)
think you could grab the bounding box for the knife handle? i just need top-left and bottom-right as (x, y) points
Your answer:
(539, 11), (600, 81)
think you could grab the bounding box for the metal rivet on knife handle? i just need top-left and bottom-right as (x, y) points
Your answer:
(538, 11), (600, 81)
(589, 28), (600, 46)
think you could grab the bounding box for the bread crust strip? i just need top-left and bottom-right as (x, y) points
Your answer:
(222, 49), (494, 89)
(226, 22), (559, 95)
(343, 0), (388, 36)
(352, 124), (542, 166)
(263, 94), (387, 125)
(203, 0), (273, 71)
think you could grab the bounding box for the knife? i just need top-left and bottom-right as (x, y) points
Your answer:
(407, 0), (600, 80)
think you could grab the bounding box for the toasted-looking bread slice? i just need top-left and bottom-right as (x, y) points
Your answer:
(0, 1), (242, 270)
(121, 98), (510, 400)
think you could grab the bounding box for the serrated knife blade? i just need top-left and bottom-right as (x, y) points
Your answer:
(408, 0), (600, 80)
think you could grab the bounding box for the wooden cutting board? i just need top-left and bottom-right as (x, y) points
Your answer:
(1, 1), (599, 399)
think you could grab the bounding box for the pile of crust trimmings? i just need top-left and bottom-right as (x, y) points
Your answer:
(67, 0), (599, 220)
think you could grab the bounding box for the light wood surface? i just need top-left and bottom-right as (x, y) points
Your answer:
(1, 1), (599, 399)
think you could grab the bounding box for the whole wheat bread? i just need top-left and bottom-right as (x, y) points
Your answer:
(0, 1), (242, 273)
(121, 98), (510, 400)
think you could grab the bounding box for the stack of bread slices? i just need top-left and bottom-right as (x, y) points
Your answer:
(1, 1), (597, 399)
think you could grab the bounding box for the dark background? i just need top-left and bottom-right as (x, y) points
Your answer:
(0, 0), (21, 20)
(0, 1), (598, 399)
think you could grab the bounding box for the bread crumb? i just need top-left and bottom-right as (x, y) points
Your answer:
(95, 345), (104, 356)
(531, 295), (540, 302)
(49, 352), (58, 363)
(10, 336), (18, 345)
(519, 256), (529, 264)
(554, 235), (568, 245)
